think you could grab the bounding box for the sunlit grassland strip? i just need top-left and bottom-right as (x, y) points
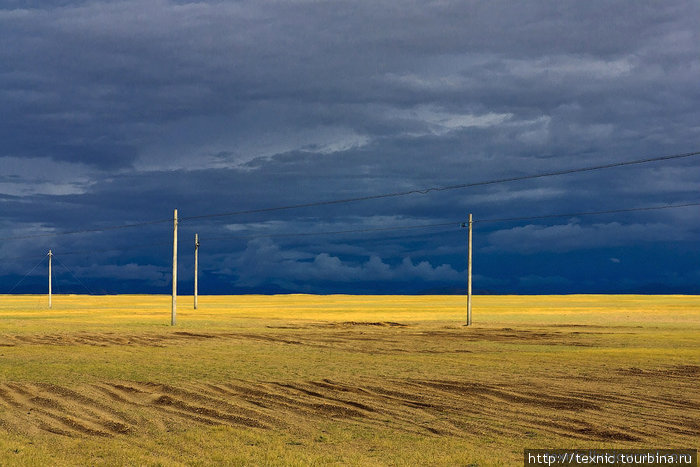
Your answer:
(0, 294), (698, 465)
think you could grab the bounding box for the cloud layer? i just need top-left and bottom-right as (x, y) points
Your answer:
(1, 1), (699, 294)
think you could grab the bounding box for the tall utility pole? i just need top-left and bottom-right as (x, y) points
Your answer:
(172, 209), (178, 326)
(48, 249), (53, 309)
(467, 213), (473, 326)
(194, 233), (199, 310)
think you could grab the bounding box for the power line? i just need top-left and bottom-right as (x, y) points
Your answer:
(0, 252), (48, 262)
(0, 241), (172, 261)
(6, 256), (46, 293)
(4, 218), (171, 241)
(0, 201), (696, 263)
(181, 150), (700, 221)
(475, 202), (700, 224)
(204, 222), (459, 242)
(59, 240), (173, 257)
(202, 201), (700, 243)
(54, 256), (95, 295)
(2, 150), (698, 242)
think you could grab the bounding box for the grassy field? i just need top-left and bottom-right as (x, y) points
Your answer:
(0, 294), (698, 465)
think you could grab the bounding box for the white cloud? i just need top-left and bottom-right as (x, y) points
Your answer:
(469, 187), (565, 204)
(509, 56), (635, 80)
(384, 72), (465, 91)
(0, 157), (94, 196)
(387, 105), (513, 136)
(485, 221), (692, 253)
(232, 238), (460, 286)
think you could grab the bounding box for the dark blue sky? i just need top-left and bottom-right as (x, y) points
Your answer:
(1, 1), (699, 295)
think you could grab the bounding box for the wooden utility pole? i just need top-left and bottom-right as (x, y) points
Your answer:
(48, 249), (53, 309)
(467, 213), (472, 326)
(194, 233), (199, 310)
(172, 209), (178, 326)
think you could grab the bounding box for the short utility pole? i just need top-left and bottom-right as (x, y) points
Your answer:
(48, 249), (53, 309)
(461, 214), (473, 326)
(194, 233), (199, 310)
(172, 209), (178, 326)
(467, 213), (473, 326)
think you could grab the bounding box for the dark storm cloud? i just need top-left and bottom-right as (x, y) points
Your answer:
(1, 0), (699, 293)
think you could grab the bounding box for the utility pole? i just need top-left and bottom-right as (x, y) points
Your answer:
(467, 213), (474, 325)
(467, 213), (472, 326)
(48, 249), (53, 309)
(194, 233), (199, 310)
(172, 209), (178, 326)
(462, 214), (472, 326)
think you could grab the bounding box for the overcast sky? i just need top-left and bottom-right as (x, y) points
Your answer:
(1, 0), (699, 295)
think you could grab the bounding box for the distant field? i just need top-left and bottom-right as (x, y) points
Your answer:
(0, 294), (698, 465)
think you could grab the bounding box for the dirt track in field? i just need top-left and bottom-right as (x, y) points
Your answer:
(0, 374), (698, 443)
(0, 322), (607, 350)
(0, 322), (698, 445)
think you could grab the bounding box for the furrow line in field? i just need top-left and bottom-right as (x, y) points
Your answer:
(0, 376), (697, 443)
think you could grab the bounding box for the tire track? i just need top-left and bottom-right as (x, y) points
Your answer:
(0, 375), (696, 443)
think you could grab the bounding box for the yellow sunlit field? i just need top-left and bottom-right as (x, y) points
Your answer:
(0, 294), (698, 465)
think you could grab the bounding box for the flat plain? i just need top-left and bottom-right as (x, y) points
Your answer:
(0, 294), (698, 465)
